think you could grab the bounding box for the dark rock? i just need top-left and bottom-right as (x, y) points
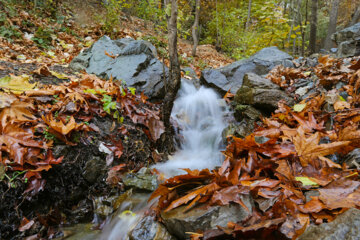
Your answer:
(123, 167), (158, 191)
(222, 120), (255, 140)
(70, 36), (167, 99)
(343, 148), (360, 169)
(82, 156), (106, 184)
(332, 22), (360, 58)
(233, 104), (261, 122)
(161, 196), (253, 239)
(200, 47), (293, 94)
(299, 208), (360, 240)
(234, 73), (294, 112)
(129, 216), (175, 240)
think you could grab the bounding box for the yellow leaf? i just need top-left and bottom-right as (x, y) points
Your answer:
(0, 75), (37, 95)
(290, 34), (296, 39)
(293, 103), (306, 112)
(50, 71), (69, 80)
(295, 177), (318, 186)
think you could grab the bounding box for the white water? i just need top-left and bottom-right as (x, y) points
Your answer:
(99, 80), (228, 239)
(154, 80), (227, 176)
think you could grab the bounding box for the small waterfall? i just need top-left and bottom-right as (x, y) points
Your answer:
(154, 80), (228, 176)
(99, 80), (228, 239)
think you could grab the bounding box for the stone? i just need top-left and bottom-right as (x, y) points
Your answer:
(343, 148), (360, 169)
(222, 120), (255, 140)
(161, 196), (253, 239)
(237, 89), (287, 110)
(123, 167), (158, 191)
(299, 208), (360, 240)
(129, 216), (175, 240)
(234, 73), (294, 112)
(82, 156), (106, 184)
(233, 104), (261, 122)
(70, 36), (167, 100)
(332, 22), (360, 58)
(200, 47), (293, 94)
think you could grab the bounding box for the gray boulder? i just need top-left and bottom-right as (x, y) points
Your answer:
(234, 73), (294, 112)
(200, 47), (293, 94)
(129, 216), (176, 240)
(123, 167), (158, 191)
(70, 36), (167, 99)
(299, 208), (360, 240)
(161, 195), (253, 239)
(332, 23), (360, 58)
(343, 148), (360, 169)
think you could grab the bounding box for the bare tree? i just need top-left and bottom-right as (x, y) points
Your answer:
(161, 0), (181, 152)
(309, 0), (318, 54)
(349, 6), (360, 27)
(324, 0), (339, 50)
(192, 0), (200, 57)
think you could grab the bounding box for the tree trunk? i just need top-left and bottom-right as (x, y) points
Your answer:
(192, 0), (200, 57)
(301, 0), (308, 56)
(161, 0), (181, 152)
(245, 0), (252, 31)
(349, 6), (360, 27)
(309, 0), (318, 54)
(324, 0), (339, 50)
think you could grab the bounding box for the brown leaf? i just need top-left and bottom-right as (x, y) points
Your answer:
(18, 217), (34, 232)
(319, 179), (360, 209)
(292, 127), (350, 166)
(42, 114), (82, 135)
(148, 117), (165, 141)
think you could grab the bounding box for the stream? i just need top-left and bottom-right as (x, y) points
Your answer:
(61, 80), (228, 239)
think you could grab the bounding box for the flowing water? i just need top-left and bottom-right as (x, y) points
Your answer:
(98, 80), (228, 239)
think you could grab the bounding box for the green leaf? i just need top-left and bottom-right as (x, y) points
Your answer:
(128, 87), (136, 95)
(295, 177), (318, 186)
(293, 103), (306, 112)
(339, 95), (346, 102)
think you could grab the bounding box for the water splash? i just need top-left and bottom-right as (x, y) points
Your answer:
(154, 80), (228, 176)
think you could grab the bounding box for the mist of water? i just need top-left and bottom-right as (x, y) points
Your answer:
(153, 80), (228, 176)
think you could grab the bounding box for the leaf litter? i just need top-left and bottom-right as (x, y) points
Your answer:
(150, 55), (360, 239)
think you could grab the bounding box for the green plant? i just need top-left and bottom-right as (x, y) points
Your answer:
(43, 127), (56, 141)
(4, 170), (27, 188)
(52, 94), (59, 104)
(32, 26), (54, 49)
(98, 0), (130, 37)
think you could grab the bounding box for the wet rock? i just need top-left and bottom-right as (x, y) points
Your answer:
(332, 22), (360, 58)
(82, 156), (106, 184)
(233, 104), (261, 122)
(123, 167), (158, 191)
(70, 36), (167, 99)
(299, 208), (360, 240)
(222, 120), (255, 140)
(200, 47), (293, 94)
(93, 195), (119, 217)
(59, 223), (101, 240)
(129, 216), (175, 240)
(234, 73), (294, 113)
(161, 196), (253, 239)
(343, 148), (360, 169)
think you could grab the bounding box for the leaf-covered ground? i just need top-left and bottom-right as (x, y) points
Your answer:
(150, 56), (360, 240)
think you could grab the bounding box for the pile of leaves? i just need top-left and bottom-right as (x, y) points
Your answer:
(0, 68), (164, 199)
(150, 56), (360, 239)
